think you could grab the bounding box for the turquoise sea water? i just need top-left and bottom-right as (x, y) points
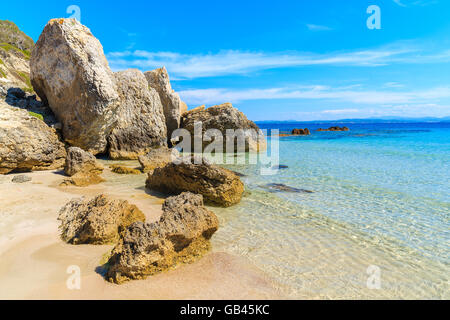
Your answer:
(210, 122), (449, 299)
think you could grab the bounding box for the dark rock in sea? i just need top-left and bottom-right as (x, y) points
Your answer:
(231, 170), (246, 177)
(272, 165), (289, 170)
(317, 126), (350, 132)
(292, 128), (310, 135)
(11, 175), (32, 183)
(261, 183), (314, 194)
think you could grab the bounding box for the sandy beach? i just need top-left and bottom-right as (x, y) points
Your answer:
(0, 166), (282, 300)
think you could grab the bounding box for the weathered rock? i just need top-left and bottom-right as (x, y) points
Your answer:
(138, 147), (178, 173)
(110, 164), (141, 175)
(64, 147), (103, 177)
(145, 67), (184, 144)
(292, 128), (310, 135)
(105, 192), (218, 283)
(30, 19), (121, 154)
(181, 103), (266, 152)
(58, 194), (145, 245)
(61, 147), (104, 187)
(146, 155), (244, 207)
(11, 175), (32, 183)
(108, 69), (167, 159)
(317, 126), (350, 132)
(0, 101), (66, 174)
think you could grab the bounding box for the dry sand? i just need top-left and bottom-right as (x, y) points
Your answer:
(0, 166), (282, 300)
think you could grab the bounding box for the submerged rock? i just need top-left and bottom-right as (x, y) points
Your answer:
(11, 175), (32, 183)
(317, 126), (350, 132)
(0, 101), (66, 174)
(261, 183), (314, 194)
(61, 147), (104, 187)
(31, 19), (121, 155)
(181, 103), (266, 152)
(108, 69), (167, 159)
(144, 67), (184, 144)
(105, 192), (219, 284)
(138, 147), (178, 173)
(146, 155), (244, 207)
(110, 164), (141, 175)
(58, 194), (145, 245)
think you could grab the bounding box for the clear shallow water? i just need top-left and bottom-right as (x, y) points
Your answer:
(210, 122), (450, 299)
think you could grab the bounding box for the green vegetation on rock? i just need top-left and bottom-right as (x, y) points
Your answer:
(0, 20), (34, 53)
(0, 42), (31, 60)
(28, 111), (44, 121)
(16, 71), (33, 93)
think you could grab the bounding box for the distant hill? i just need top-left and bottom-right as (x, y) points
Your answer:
(0, 20), (34, 53)
(0, 20), (35, 95)
(256, 116), (450, 124)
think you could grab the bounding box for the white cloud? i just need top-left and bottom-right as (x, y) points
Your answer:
(393, 0), (438, 6)
(107, 44), (450, 79)
(178, 85), (450, 106)
(306, 24), (332, 31)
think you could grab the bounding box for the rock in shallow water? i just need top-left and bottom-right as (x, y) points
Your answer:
(105, 192), (219, 284)
(0, 101), (66, 174)
(181, 103), (267, 152)
(61, 147), (104, 187)
(261, 183), (314, 194)
(145, 155), (244, 207)
(57, 194), (145, 245)
(138, 147), (178, 173)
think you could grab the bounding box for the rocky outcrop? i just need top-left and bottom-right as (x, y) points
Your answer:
(0, 20), (35, 96)
(138, 147), (178, 173)
(292, 128), (310, 135)
(30, 19), (121, 155)
(317, 126), (350, 132)
(260, 183), (314, 194)
(146, 155), (244, 207)
(0, 101), (66, 174)
(181, 103), (266, 152)
(105, 192), (219, 284)
(31, 19), (169, 157)
(61, 147), (104, 186)
(145, 67), (184, 144)
(108, 69), (167, 159)
(58, 194), (145, 245)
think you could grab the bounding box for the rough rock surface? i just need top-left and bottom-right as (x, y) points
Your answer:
(110, 164), (141, 175)
(108, 69), (167, 159)
(138, 147), (178, 173)
(105, 192), (219, 283)
(144, 67), (184, 144)
(30, 19), (120, 154)
(58, 194), (145, 245)
(181, 103), (266, 152)
(64, 147), (103, 177)
(317, 126), (350, 132)
(11, 175), (32, 183)
(292, 128), (310, 135)
(146, 155), (244, 207)
(0, 101), (66, 174)
(61, 147), (104, 187)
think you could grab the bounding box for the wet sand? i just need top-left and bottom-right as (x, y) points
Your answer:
(0, 167), (282, 300)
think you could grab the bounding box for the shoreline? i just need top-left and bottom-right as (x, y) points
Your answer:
(0, 168), (284, 300)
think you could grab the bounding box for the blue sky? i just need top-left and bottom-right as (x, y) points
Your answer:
(2, 0), (450, 120)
